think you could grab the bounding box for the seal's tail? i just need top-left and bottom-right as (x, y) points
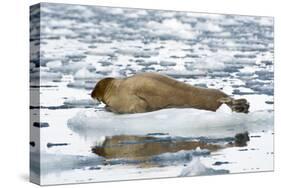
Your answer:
(219, 97), (250, 113)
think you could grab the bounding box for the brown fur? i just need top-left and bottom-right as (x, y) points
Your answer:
(91, 72), (249, 113)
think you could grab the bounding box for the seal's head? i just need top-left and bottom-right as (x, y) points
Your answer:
(91, 77), (114, 103)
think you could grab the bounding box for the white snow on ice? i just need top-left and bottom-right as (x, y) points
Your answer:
(67, 107), (273, 140)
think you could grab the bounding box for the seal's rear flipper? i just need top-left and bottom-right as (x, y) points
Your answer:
(218, 97), (250, 114)
(231, 98), (250, 113)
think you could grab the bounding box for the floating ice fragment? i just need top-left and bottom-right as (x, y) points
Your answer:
(67, 80), (96, 90)
(46, 60), (62, 69)
(74, 68), (99, 80)
(146, 19), (196, 40)
(63, 98), (99, 107)
(195, 22), (222, 32)
(50, 62), (88, 74)
(180, 158), (229, 176)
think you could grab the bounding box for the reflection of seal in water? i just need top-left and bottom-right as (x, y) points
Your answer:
(92, 132), (249, 160)
(91, 72), (249, 114)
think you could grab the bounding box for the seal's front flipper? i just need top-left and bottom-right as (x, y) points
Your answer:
(105, 105), (116, 113)
(218, 97), (250, 114)
(124, 95), (149, 113)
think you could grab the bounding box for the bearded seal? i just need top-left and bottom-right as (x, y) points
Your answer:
(91, 72), (249, 114)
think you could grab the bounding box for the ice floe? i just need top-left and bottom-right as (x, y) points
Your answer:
(67, 79), (97, 90)
(195, 22), (223, 32)
(193, 55), (228, 70)
(67, 108), (273, 140)
(63, 98), (99, 107)
(180, 158), (229, 176)
(74, 68), (100, 80)
(146, 19), (196, 40)
(46, 60), (62, 69)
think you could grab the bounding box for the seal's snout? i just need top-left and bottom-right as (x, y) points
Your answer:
(91, 88), (96, 99)
(91, 88), (101, 103)
(90, 77), (114, 103)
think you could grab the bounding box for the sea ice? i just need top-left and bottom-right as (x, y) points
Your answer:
(46, 60), (62, 69)
(30, 70), (62, 80)
(63, 98), (99, 107)
(180, 158), (229, 176)
(146, 19), (196, 40)
(161, 70), (207, 78)
(30, 152), (104, 175)
(74, 68), (99, 80)
(67, 108), (273, 140)
(195, 22), (223, 32)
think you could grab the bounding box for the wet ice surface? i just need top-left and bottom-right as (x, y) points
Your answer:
(30, 3), (274, 185)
